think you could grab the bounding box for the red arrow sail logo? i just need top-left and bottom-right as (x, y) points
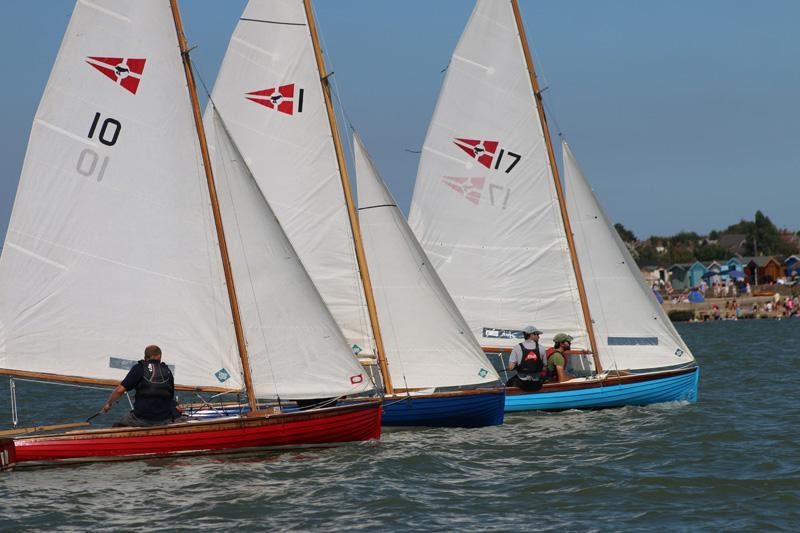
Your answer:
(86, 57), (146, 95)
(246, 83), (305, 115)
(453, 138), (498, 169)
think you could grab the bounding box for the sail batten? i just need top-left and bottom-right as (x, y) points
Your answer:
(355, 133), (499, 390)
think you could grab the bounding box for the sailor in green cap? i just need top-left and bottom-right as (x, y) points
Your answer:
(546, 333), (577, 383)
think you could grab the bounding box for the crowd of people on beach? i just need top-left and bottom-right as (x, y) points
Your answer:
(699, 294), (800, 321)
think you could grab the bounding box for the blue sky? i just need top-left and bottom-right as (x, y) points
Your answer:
(1, 1), (797, 240)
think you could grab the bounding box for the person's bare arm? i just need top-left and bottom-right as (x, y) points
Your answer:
(555, 365), (575, 382)
(102, 384), (127, 413)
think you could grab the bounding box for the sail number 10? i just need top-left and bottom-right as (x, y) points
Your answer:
(76, 112), (122, 182)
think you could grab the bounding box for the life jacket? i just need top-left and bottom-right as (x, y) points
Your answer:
(135, 359), (173, 401)
(516, 342), (543, 377)
(545, 349), (568, 381)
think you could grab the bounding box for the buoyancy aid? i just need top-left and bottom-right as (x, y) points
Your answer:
(516, 342), (543, 378)
(545, 349), (568, 381)
(135, 359), (173, 400)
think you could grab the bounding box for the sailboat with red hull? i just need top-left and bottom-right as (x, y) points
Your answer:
(0, 0), (380, 471)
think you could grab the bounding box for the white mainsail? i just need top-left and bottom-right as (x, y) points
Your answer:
(209, 109), (372, 399)
(204, 0), (373, 356)
(562, 141), (695, 372)
(354, 133), (498, 389)
(0, 1), (242, 390)
(408, 0), (588, 351)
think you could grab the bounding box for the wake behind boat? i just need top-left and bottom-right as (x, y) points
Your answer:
(408, 0), (698, 411)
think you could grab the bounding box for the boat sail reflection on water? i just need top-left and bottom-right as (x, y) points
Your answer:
(0, 0), (380, 471)
(408, 0), (698, 411)
(204, 0), (504, 427)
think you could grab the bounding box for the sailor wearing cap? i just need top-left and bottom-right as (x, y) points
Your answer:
(506, 326), (545, 390)
(545, 333), (577, 383)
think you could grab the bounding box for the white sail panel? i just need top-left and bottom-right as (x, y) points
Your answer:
(208, 110), (372, 399)
(563, 141), (695, 371)
(408, 0), (587, 351)
(206, 0), (373, 356)
(354, 133), (498, 389)
(0, 1), (243, 390)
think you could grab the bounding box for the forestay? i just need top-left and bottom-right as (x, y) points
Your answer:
(205, 0), (373, 356)
(354, 134), (498, 390)
(208, 110), (372, 399)
(408, 0), (587, 350)
(0, 1), (243, 390)
(562, 141), (695, 371)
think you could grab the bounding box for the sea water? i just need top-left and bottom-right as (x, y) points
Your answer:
(0, 319), (798, 530)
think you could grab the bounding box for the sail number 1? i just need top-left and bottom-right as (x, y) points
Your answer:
(76, 112), (121, 182)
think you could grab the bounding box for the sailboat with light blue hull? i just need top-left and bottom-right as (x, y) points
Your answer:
(408, 0), (699, 413)
(504, 367), (698, 412)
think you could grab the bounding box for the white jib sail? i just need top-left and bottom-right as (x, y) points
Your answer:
(354, 133), (499, 390)
(205, 0), (374, 357)
(208, 109), (372, 399)
(408, 0), (588, 351)
(562, 141), (695, 372)
(0, 1), (243, 390)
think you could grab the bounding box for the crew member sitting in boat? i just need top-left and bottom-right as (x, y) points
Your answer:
(546, 333), (579, 383)
(506, 325), (545, 391)
(101, 345), (186, 427)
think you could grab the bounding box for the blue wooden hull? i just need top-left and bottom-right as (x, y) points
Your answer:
(382, 389), (506, 428)
(505, 366), (699, 412)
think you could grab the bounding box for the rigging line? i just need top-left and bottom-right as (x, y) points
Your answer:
(240, 17), (306, 26)
(191, 60), (215, 105)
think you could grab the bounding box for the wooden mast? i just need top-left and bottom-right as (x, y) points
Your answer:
(302, 0), (394, 394)
(169, 0), (259, 411)
(510, 0), (603, 373)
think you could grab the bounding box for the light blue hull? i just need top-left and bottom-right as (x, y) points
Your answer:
(505, 367), (699, 412)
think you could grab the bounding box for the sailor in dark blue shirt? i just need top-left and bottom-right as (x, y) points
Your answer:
(102, 345), (184, 427)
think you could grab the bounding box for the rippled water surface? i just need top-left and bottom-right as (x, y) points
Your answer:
(1, 320), (799, 531)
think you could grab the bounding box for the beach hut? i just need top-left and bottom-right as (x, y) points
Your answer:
(703, 261), (723, 284)
(785, 255), (800, 277)
(688, 261), (707, 288)
(669, 264), (691, 290)
(743, 256), (783, 284)
(727, 257), (744, 276)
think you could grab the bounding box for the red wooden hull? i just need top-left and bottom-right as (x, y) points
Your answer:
(0, 401), (381, 470)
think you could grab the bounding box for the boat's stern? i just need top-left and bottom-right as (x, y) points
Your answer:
(0, 439), (16, 472)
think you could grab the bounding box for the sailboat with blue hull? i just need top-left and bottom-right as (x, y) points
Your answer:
(504, 367), (698, 412)
(201, 0), (505, 428)
(381, 390), (505, 427)
(409, 0), (698, 413)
